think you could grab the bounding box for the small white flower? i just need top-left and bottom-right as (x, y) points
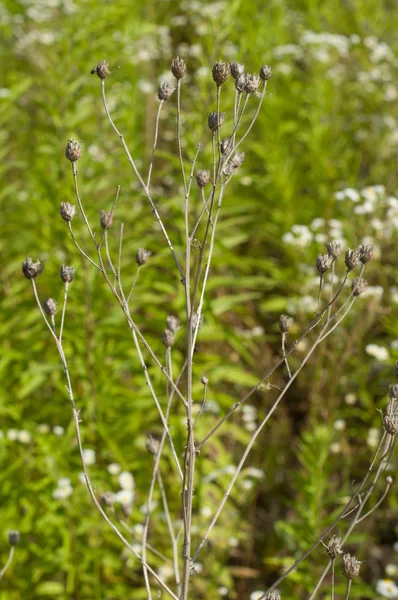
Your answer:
(386, 564), (398, 577)
(330, 442), (341, 454)
(224, 465), (237, 475)
(115, 489), (134, 506)
(200, 506), (213, 518)
(83, 448), (96, 466)
(158, 564), (175, 581)
(17, 430), (32, 444)
(390, 287), (398, 304)
(245, 421), (257, 432)
(391, 340), (398, 350)
(334, 419), (346, 431)
(365, 344), (390, 361)
(118, 471), (135, 491)
(7, 429), (18, 441)
(242, 479), (254, 491)
(58, 477), (71, 488)
(228, 536), (239, 548)
(246, 467), (264, 479)
(344, 393), (357, 405)
(107, 462), (122, 475)
(393, 541), (398, 552)
(367, 427), (380, 449)
(37, 423), (50, 434)
(311, 217), (326, 230)
(78, 472), (86, 484)
(376, 579), (398, 598)
(191, 562), (203, 573)
(219, 587), (228, 596)
(53, 425), (65, 436)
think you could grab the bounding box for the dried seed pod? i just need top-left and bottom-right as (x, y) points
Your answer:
(43, 298), (57, 316)
(136, 248), (152, 266)
(351, 277), (368, 296)
(260, 64), (272, 81)
(244, 73), (261, 94)
(166, 315), (180, 333)
(22, 257), (44, 280)
(358, 244), (374, 264)
(231, 152), (245, 168)
(230, 60), (244, 79)
(8, 531), (20, 546)
(279, 314), (294, 334)
(383, 413), (398, 435)
(90, 60), (110, 79)
(342, 554), (362, 579)
(171, 56), (186, 79)
(60, 265), (75, 283)
(162, 328), (175, 347)
(158, 81), (175, 101)
(235, 73), (247, 93)
(212, 60), (231, 86)
(220, 138), (232, 155)
(316, 253), (332, 274)
(196, 169), (211, 188)
(146, 435), (160, 456)
(345, 248), (360, 271)
(60, 202), (76, 222)
(326, 536), (343, 559)
(65, 139), (82, 162)
(100, 210), (113, 230)
(201, 376), (209, 385)
(208, 111), (225, 132)
(327, 240), (342, 259)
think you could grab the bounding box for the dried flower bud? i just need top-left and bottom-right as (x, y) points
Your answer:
(358, 244), (374, 264)
(342, 554), (362, 579)
(60, 265), (75, 283)
(351, 277), (368, 297)
(279, 314), (294, 334)
(158, 81), (175, 101)
(60, 202), (76, 222)
(326, 536), (343, 559)
(8, 531), (20, 546)
(196, 169), (211, 188)
(230, 60), (245, 79)
(208, 111), (225, 132)
(136, 248), (152, 266)
(345, 248), (360, 271)
(65, 139), (82, 162)
(201, 376), (208, 385)
(43, 298), (57, 316)
(316, 253), (332, 275)
(90, 60), (110, 79)
(191, 312), (203, 331)
(212, 60), (231, 86)
(162, 328), (175, 347)
(327, 240), (342, 259)
(389, 384), (398, 399)
(383, 413), (398, 435)
(166, 315), (180, 333)
(260, 64), (272, 81)
(386, 398), (398, 416)
(22, 257), (44, 280)
(146, 435), (160, 456)
(100, 491), (115, 507)
(264, 594), (281, 600)
(235, 73), (247, 93)
(220, 138), (232, 155)
(100, 210), (113, 230)
(171, 56), (186, 79)
(231, 152), (245, 168)
(244, 73), (261, 94)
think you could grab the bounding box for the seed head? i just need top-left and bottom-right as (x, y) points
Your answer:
(191, 312), (204, 331)
(8, 531), (20, 546)
(358, 244), (374, 264)
(100, 210), (113, 230)
(244, 73), (261, 94)
(342, 554), (362, 579)
(351, 277), (368, 297)
(201, 376), (209, 385)
(212, 60), (231, 86)
(383, 413), (398, 435)
(326, 536), (343, 559)
(136, 248), (152, 266)
(146, 435), (160, 456)
(90, 60), (110, 79)
(260, 64), (272, 81)
(171, 56), (186, 79)
(158, 81), (175, 101)
(386, 398), (398, 416)
(196, 169), (211, 188)
(235, 73), (247, 93)
(316, 253), (332, 275)
(231, 152), (245, 168)
(220, 138), (232, 155)
(327, 240), (342, 260)
(230, 60), (245, 79)
(65, 139), (82, 162)
(162, 328), (175, 347)
(345, 248), (360, 271)
(60, 265), (75, 283)
(100, 491), (115, 507)
(60, 202), (76, 222)
(166, 315), (180, 333)
(22, 257), (44, 280)
(279, 314), (294, 334)
(389, 384), (398, 399)
(264, 594), (281, 600)
(43, 298), (57, 316)
(208, 111), (225, 132)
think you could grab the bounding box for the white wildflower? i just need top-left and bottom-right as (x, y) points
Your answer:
(7, 429), (18, 441)
(367, 427), (380, 449)
(108, 462), (122, 475)
(18, 430), (32, 444)
(344, 393), (357, 405)
(365, 344), (390, 361)
(375, 579), (398, 599)
(115, 489), (134, 506)
(334, 419), (346, 431)
(118, 471), (135, 491)
(53, 425), (65, 436)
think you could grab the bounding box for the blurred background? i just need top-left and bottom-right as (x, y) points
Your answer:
(0, 0), (398, 598)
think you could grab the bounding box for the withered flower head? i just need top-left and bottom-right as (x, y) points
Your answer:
(146, 435), (160, 456)
(345, 248), (360, 271)
(326, 536), (343, 559)
(230, 60), (245, 79)
(244, 73), (261, 94)
(43, 298), (57, 316)
(212, 60), (231, 86)
(158, 81), (176, 101)
(136, 248), (152, 266)
(279, 314), (294, 334)
(342, 554), (361, 579)
(60, 202), (76, 222)
(22, 257), (44, 280)
(196, 169), (211, 188)
(316, 253), (332, 275)
(8, 531), (20, 546)
(351, 277), (368, 297)
(65, 139), (82, 162)
(235, 73), (247, 93)
(162, 328), (175, 347)
(166, 315), (180, 333)
(171, 56), (186, 79)
(90, 60), (110, 79)
(260, 64), (272, 81)
(358, 244), (374, 264)
(208, 111), (225, 132)
(100, 210), (113, 230)
(327, 240), (342, 260)
(60, 265), (75, 283)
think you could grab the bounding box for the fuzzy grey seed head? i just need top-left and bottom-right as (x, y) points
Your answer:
(359, 244), (374, 264)
(100, 491), (115, 507)
(100, 210), (113, 230)
(230, 60), (245, 79)
(8, 531), (20, 546)
(326, 536), (343, 559)
(158, 81), (176, 101)
(231, 152), (245, 168)
(212, 60), (231, 86)
(196, 169), (211, 188)
(327, 240), (342, 259)
(316, 253), (332, 275)
(60, 265), (75, 283)
(279, 314), (294, 334)
(60, 202), (76, 222)
(162, 328), (175, 347)
(191, 312), (204, 331)
(136, 248), (152, 266)
(91, 60), (110, 79)
(235, 73), (247, 93)
(146, 435), (160, 456)
(208, 111), (225, 132)
(43, 298), (57, 316)
(166, 315), (180, 333)
(220, 138), (232, 155)
(244, 73), (261, 94)
(201, 376), (209, 385)
(260, 64), (272, 81)
(65, 139), (82, 162)
(342, 554), (361, 579)
(389, 384), (398, 399)
(345, 248), (360, 271)
(171, 56), (186, 79)
(351, 277), (368, 297)
(22, 257), (44, 280)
